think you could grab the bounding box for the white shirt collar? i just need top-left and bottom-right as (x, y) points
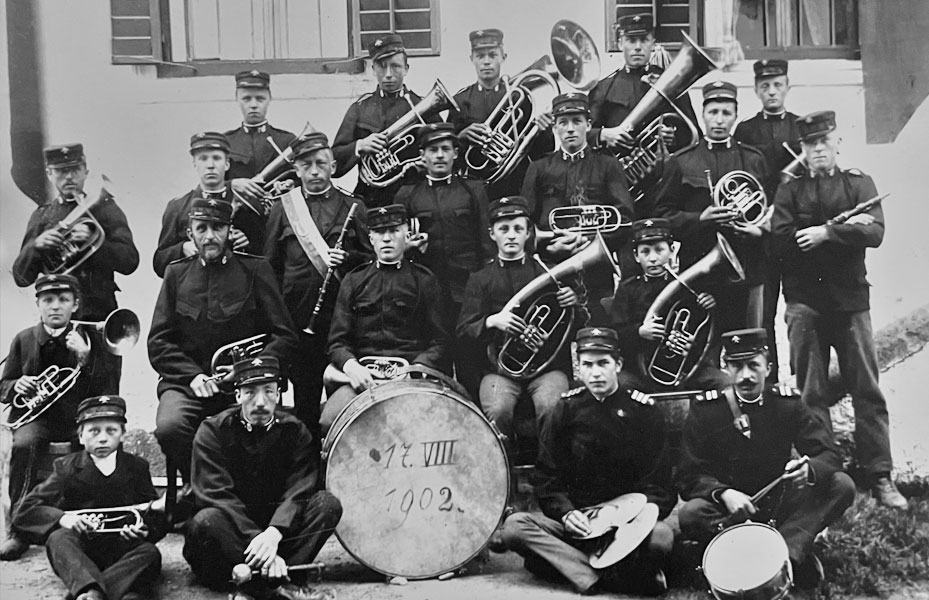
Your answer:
(90, 451), (118, 476)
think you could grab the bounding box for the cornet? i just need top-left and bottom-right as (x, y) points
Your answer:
(205, 334), (268, 385)
(65, 494), (166, 535)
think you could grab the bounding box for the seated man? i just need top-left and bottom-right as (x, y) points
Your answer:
(14, 395), (164, 600)
(498, 327), (676, 596)
(184, 356), (340, 600)
(322, 204), (448, 433)
(677, 328), (856, 589)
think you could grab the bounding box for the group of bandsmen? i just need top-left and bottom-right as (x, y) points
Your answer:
(0, 12), (909, 600)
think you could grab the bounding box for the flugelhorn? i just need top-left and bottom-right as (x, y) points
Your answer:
(359, 80), (460, 188)
(72, 308), (141, 356)
(206, 334), (267, 384)
(43, 175), (116, 275)
(65, 494), (166, 535)
(710, 170), (769, 227)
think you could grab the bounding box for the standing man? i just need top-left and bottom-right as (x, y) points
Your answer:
(264, 132), (372, 457)
(771, 110), (907, 509)
(332, 33), (441, 208)
(734, 59), (801, 382)
(521, 92), (633, 324)
(12, 143), (139, 393)
(148, 198), (297, 483)
(497, 327), (675, 596)
(677, 329), (857, 588)
(655, 81), (768, 337)
(185, 356), (340, 600)
(154, 132), (261, 277)
(451, 28), (554, 199)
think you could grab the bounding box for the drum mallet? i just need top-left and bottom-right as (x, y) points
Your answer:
(231, 561), (326, 586)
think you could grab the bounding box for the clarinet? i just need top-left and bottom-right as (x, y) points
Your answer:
(826, 193), (889, 225)
(304, 202), (359, 335)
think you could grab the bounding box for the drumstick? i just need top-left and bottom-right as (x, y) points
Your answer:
(231, 561), (326, 585)
(750, 455), (810, 504)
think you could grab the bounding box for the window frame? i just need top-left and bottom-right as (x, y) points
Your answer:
(350, 0), (441, 58)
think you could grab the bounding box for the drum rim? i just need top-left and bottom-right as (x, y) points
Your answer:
(324, 378), (511, 579)
(702, 521), (792, 596)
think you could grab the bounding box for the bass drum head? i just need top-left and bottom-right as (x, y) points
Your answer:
(703, 522), (791, 598)
(325, 379), (509, 579)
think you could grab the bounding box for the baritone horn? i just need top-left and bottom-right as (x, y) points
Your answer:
(65, 494), (167, 535)
(710, 170), (769, 227)
(359, 80), (460, 188)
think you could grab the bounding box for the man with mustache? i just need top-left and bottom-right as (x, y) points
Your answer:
(676, 328), (856, 589)
(148, 197), (297, 485)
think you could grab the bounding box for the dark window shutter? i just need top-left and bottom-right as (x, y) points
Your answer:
(111, 0), (164, 64)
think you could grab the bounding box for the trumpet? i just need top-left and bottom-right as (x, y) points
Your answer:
(43, 175), (116, 275)
(65, 494), (166, 535)
(206, 334), (268, 384)
(709, 170), (770, 228)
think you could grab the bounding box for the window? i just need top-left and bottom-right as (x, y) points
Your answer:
(605, 0), (697, 53)
(109, 0), (440, 76)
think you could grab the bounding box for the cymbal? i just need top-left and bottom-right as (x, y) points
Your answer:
(573, 492), (648, 540)
(588, 502), (659, 569)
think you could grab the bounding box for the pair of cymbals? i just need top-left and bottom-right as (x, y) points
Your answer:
(571, 493), (660, 569)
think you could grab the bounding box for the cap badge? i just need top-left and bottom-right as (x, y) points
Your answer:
(632, 16), (641, 22)
(713, 81), (724, 88)
(250, 70), (260, 77)
(196, 132), (205, 139)
(378, 207), (387, 214)
(499, 197), (510, 204)
(61, 147), (70, 156)
(374, 40), (383, 47)
(644, 219), (654, 227)
(475, 30), (484, 36)
(731, 335), (741, 344)
(207, 198), (218, 206)
(99, 396), (109, 403)
(590, 328), (602, 336)
(251, 358), (263, 366)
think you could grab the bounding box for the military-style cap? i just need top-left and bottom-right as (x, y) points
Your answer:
(369, 33), (406, 62)
(489, 196), (531, 222)
(235, 70), (271, 89)
(417, 122), (459, 149)
(189, 131), (231, 155)
(76, 395), (127, 424)
(292, 132), (331, 161)
(797, 110), (836, 142)
(576, 327), (620, 354)
(552, 92), (590, 117)
(703, 80), (738, 104)
(632, 218), (672, 245)
(469, 28), (504, 50)
(234, 356), (281, 388)
(617, 13), (654, 37)
(188, 196), (233, 224)
(721, 328), (768, 360)
(753, 59), (788, 80)
(35, 273), (81, 297)
(44, 144), (86, 168)
(367, 204), (408, 230)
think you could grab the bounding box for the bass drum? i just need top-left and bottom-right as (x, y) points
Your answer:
(702, 522), (793, 600)
(323, 368), (509, 579)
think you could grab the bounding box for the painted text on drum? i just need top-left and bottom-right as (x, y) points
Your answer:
(385, 486), (459, 523)
(372, 439), (459, 469)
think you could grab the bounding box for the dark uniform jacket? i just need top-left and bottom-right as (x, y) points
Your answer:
(191, 406), (318, 540)
(588, 64), (700, 156)
(654, 139), (768, 285)
(771, 168), (882, 312)
(147, 249), (297, 395)
(327, 260), (448, 371)
(395, 176), (494, 303)
(607, 272), (672, 365)
(449, 80), (556, 199)
(0, 324), (112, 431)
(224, 123), (297, 182)
(456, 256), (581, 376)
(264, 187), (372, 334)
(13, 194), (140, 320)
(734, 111), (801, 200)
(677, 385), (842, 502)
(14, 449), (163, 543)
(533, 386), (675, 521)
(153, 187), (263, 277)
(332, 86), (440, 206)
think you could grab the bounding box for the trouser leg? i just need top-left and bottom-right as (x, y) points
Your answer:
(526, 370), (569, 429)
(762, 261), (782, 383)
(278, 491), (342, 578)
(480, 374), (521, 442)
(46, 528), (106, 598)
(319, 385), (357, 436)
(291, 333), (326, 462)
(785, 303), (833, 434)
(776, 472), (856, 564)
(9, 420), (50, 521)
(183, 507), (248, 591)
(155, 389), (232, 482)
(99, 541), (162, 600)
(678, 498), (729, 546)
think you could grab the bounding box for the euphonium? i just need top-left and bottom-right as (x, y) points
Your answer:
(8, 364), (83, 430)
(493, 234), (617, 380)
(640, 234), (745, 387)
(359, 80), (460, 188)
(206, 334), (268, 384)
(711, 170), (769, 227)
(65, 494), (166, 534)
(44, 175), (116, 275)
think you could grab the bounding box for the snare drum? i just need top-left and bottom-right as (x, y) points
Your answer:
(702, 522), (793, 600)
(323, 376), (509, 579)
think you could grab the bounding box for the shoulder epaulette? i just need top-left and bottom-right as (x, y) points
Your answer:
(770, 383), (801, 398)
(167, 255), (197, 266)
(561, 386), (585, 399)
(696, 389), (721, 402)
(354, 91), (375, 105)
(628, 389), (655, 406)
(845, 168), (867, 177)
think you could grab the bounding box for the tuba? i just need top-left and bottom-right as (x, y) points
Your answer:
(711, 170), (769, 227)
(640, 234), (745, 387)
(614, 32), (718, 203)
(359, 80), (460, 188)
(43, 175), (116, 275)
(461, 20), (601, 184)
(493, 234), (617, 380)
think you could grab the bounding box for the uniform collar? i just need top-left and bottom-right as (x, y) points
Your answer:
(477, 80), (502, 93)
(303, 185), (333, 199)
(591, 384), (621, 403)
(201, 186), (228, 199)
(238, 412), (278, 432)
(810, 167), (837, 178)
(426, 174), (453, 187)
(561, 146), (587, 161)
(704, 136), (733, 150)
(199, 247), (232, 267)
(378, 85), (407, 99)
(36, 322), (71, 344)
(242, 121), (268, 134)
(496, 254), (527, 267)
(762, 110), (787, 121)
(642, 271), (671, 282)
(376, 259), (403, 269)
(735, 387), (764, 406)
(623, 64), (649, 74)
(57, 192), (82, 205)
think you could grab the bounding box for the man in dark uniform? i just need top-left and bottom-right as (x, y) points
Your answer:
(332, 33), (441, 208)
(154, 132), (262, 277)
(655, 81), (768, 340)
(677, 328), (857, 588)
(521, 92), (632, 324)
(264, 132), (372, 458)
(771, 111), (907, 509)
(734, 59), (801, 383)
(12, 143), (139, 393)
(184, 356), (341, 600)
(322, 204), (448, 433)
(148, 197), (297, 482)
(497, 327), (675, 596)
(450, 28), (555, 199)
